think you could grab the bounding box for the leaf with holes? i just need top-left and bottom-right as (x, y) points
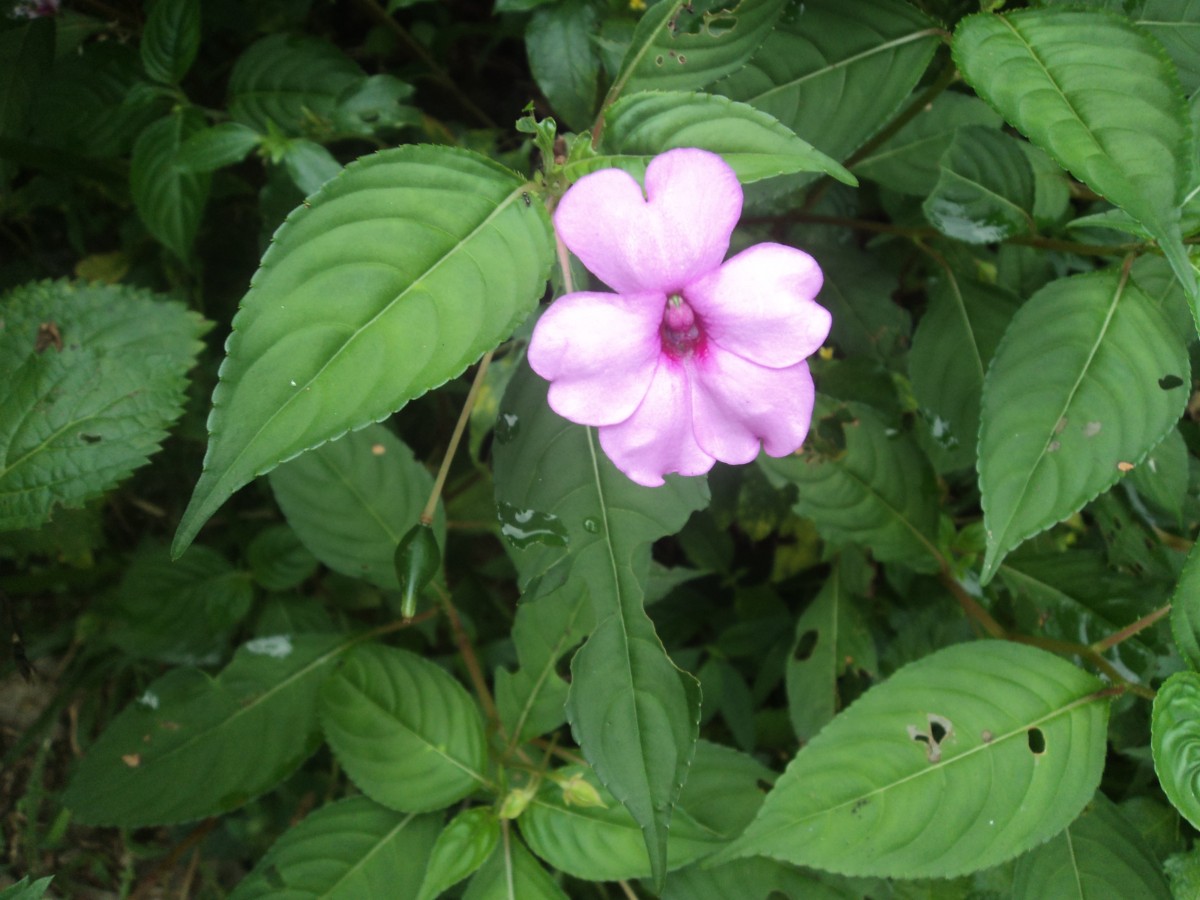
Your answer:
(978, 270), (1190, 582)
(1171, 543), (1200, 672)
(229, 798), (440, 899)
(954, 10), (1197, 300)
(319, 644), (489, 812)
(492, 362), (709, 889)
(760, 400), (941, 571)
(268, 424), (435, 590)
(519, 765), (723, 881)
(63, 634), (349, 827)
(0, 280), (206, 532)
(587, 90), (854, 185)
(1011, 792), (1171, 899)
(613, 0), (786, 97)
(923, 126), (1037, 244)
(173, 145), (554, 556)
(716, 0), (940, 163)
(909, 277), (1020, 471)
(1153, 671), (1200, 833)
(715, 641), (1110, 878)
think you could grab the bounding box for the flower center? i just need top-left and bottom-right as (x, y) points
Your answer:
(661, 293), (703, 359)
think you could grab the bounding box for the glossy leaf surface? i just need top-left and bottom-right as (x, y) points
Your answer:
(230, 799), (440, 899)
(978, 270), (1190, 581)
(720, 641), (1109, 877)
(319, 644), (489, 812)
(174, 145), (554, 555)
(923, 126), (1036, 243)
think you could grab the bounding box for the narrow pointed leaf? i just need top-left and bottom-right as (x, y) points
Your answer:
(1152, 670), (1200, 830)
(0, 281), (207, 531)
(614, 0), (786, 97)
(593, 90), (855, 185)
(416, 808), (500, 900)
(718, 641), (1110, 878)
(229, 799), (440, 900)
(717, 0), (941, 163)
(63, 634), (350, 826)
(954, 10), (1197, 300)
(978, 270), (1190, 582)
(268, 425), (435, 590)
(1011, 793), (1171, 900)
(177, 122), (262, 172)
(173, 145), (554, 555)
(319, 643), (489, 812)
(760, 400), (941, 571)
(492, 364), (708, 888)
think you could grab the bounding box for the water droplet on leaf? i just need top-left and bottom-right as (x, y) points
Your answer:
(497, 502), (568, 549)
(582, 517), (600, 534)
(495, 413), (520, 444)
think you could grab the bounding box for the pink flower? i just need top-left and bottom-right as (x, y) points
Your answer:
(528, 148), (831, 487)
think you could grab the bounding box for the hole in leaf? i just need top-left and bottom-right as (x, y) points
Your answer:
(1160, 374), (1184, 390)
(929, 717), (948, 743)
(1027, 727), (1046, 754)
(80, 433), (102, 444)
(794, 629), (818, 662)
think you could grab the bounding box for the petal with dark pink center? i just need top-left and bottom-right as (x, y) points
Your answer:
(686, 243), (830, 369)
(690, 347), (817, 464)
(598, 357), (714, 487)
(554, 148), (742, 295)
(528, 291), (663, 427)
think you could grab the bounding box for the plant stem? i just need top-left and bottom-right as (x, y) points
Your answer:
(421, 350), (494, 526)
(1092, 604), (1171, 654)
(437, 583), (501, 728)
(937, 569), (1007, 639)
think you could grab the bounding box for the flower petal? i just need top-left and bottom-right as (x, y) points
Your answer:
(554, 148), (742, 295)
(687, 243), (831, 368)
(598, 357), (715, 487)
(690, 346), (817, 464)
(528, 291), (663, 426)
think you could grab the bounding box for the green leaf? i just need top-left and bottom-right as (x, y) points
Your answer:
(416, 808), (500, 900)
(1128, 426), (1189, 524)
(676, 739), (775, 838)
(492, 363), (709, 888)
(594, 90), (855, 185)
(526, 0), (600, 131)
(614, 0), (786, 97)
(463, 836), (568, 900)
(130, 109), (211, 260)
(319, 643), (489, 812)
(1136, 0), (1200, 95)
(717, 641), (1110, 878)
(1011, 793), (1171, 900)
(1170, 542), (1200, 670)
(978, 270), (1190, 582)
(519, 765), (722, 881)
(246, 524), (319, 591)
(283, 139), (342, 195)
(812, 240), (912, 362)
(332, 74), (419, 136)
(176, 122), (262, 172)
(0, 18), (53, 141)
(494, 573), (593, 743)
(141, 0), (200, 85)
(760, 400), (941, 571)
(852, 92), (1002, 196)
(269, 424), (434, 591)
(229, 798), (441, 900)
(0, 876), (54, 900)
(923, 126), (1037, 243)
(174, 145), (554, 555)
(1153, 670), (1200, 830)
(663, 858), (845, 900)
(716, 0), (941, 163)
(909, 276), (1020, 470)
(229, 34), (364, 136)
(0, 280), (207, 532)
(63, 634), (349, 826)
(104, 543), (253, 664)
(953, 10), (1197, 301)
